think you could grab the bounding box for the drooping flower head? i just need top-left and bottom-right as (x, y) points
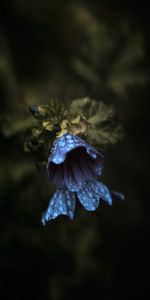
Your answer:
(42, 133), (123, 225)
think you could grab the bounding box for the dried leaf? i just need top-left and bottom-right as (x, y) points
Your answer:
(42, 120), (53, 131)
(70, 97), (123, 145)
(87, 125), (124, 146)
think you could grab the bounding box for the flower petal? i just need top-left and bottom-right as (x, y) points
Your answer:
(77, 181), (101, 211)
(111, 191), (125, 201)
(97, 182), (112, 205)
(63, 158), (83, 192)
(41, 187), (76, 224)
(48, 133), (103, 165)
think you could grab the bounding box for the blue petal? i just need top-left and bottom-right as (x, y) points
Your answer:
(111, 191), (125, 201)
(97, 182), (112, 206)
(48, 133), (103, 165)
(77, 181), (113, 212)
(42, 188), (76, 225)
(77, 181), (101, 211)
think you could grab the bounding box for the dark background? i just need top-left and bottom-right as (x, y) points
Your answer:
(0, 1), (149, 299)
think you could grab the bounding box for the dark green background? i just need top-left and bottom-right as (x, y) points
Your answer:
(0, 1), (149, 299)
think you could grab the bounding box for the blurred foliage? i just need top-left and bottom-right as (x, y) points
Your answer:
(71, 5), (148, 97)
(0, 1), (149, 300)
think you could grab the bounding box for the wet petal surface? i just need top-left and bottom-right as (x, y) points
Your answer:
(77, 181), (101, 211)
(42, 187), (76, 224)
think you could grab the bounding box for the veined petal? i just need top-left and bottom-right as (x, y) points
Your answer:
(46, 133), (104, 190)
(63, 158), (83, 192)
(42, 187), (76, 224)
